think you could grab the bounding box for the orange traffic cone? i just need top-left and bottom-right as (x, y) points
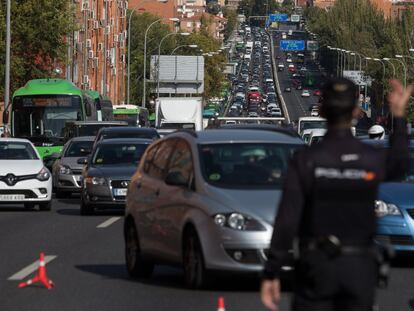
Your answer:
(217, 296), (226, 311)
(18, 253), (54, 289)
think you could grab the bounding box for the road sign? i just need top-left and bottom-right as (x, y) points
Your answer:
(280, 40), (305, 51)
(306, 40), (319, 51)
(291, 14), (300, 22)
(269, 14), (289, 22)
(342, 70), (372, 86)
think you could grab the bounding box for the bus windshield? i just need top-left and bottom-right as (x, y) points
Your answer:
(113, 113), (138, 126)
(12, 95), (82, 139)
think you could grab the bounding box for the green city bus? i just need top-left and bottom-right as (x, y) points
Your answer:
(10, 79), (109, 158)
(113, 105), (149, 127)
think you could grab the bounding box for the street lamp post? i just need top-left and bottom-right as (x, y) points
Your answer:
(157, 32), (190, 98)
(171, 44), (198, 55)
(373, 58), (386, 115)
(395, 55), (407, 88)
(127, 1), (150, 106)
(382, 58), (396, 77)
(4, 0), (11, 127)
(142, 17), (179, 108)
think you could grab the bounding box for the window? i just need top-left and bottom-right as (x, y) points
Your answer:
(143, 144), (159, 173)
(92, 143), (149, 165)
(0, 142), (38, 160)
(147, 140), (176, 180)
(167, 140), (194, 188)
(65, 140), (93, 157)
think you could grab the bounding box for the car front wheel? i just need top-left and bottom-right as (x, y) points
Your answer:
(125, 220), (154, 278)
(183, 228), (210, 289)
(39, 201), (52, 211)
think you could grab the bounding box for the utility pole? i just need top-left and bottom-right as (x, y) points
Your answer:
(4, 0), (11, 126)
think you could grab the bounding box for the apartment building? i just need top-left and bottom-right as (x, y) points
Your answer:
(130, 0), (226, 41)
(66, 0), (128, 105)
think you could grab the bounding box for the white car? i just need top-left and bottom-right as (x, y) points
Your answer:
(311, 109), (319, 117)
(286, 58), (293, 63)
(308, 129), (327, 146)
(301, 90), (311, 97)
(0, 138), (52, 210)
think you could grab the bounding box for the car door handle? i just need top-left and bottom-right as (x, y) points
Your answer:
(155, 189), (160, 196)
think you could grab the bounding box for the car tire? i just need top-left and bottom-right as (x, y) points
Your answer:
(80, 195), (94, 215)
(125, 220), (154, 278)
(39, 201), (52, 211)
(24, 203), (35, 210)
(183, 228), (210, 289)
(55, 190), (71, 199)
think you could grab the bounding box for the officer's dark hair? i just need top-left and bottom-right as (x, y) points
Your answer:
(320, 78), (359, 125)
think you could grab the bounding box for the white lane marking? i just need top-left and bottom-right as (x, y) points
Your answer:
(8, 256), (57, 281)
(97, 217), (121, 228)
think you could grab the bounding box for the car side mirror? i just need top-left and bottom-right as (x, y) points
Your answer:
(165, 171), (188, 187)
(77, 157), (88, 165)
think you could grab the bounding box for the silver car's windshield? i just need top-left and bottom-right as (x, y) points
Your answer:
(0, 142), (38, 160)
(65, 140), (93, 157)
(199, 143), (299, 188)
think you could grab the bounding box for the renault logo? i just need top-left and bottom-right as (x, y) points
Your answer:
(121, 181), (129, 188)
(5, 174), (17, 186)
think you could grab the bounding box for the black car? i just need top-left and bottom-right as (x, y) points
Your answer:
(79, 138), (151, 215)
(93, 127), (159, 149)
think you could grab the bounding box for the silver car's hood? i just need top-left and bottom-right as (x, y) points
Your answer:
(204, 184), (282, 225)
(61, 157), (84, 171)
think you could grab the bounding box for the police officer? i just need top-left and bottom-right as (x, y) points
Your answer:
(261, 78), (412, 311)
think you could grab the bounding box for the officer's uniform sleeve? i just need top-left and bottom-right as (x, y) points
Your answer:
(386, 118), (409, 181)
(263, 153), (305, 280)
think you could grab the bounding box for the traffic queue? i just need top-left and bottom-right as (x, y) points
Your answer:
(1, 25), (414, 295)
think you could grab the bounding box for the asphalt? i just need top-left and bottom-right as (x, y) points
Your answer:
(271, 30), (326, 123)
(0, 198), (413, 310)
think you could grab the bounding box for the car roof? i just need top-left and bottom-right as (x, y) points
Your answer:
(97, 138), (153, 145)
(99, 127), (157, 133)
(169, 128), (303, 144)
(0, 138), (33, 143)
(68, 136), (96, 142)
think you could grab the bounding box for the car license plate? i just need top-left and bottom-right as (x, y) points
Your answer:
(113, 188), (127, 196)
(0, 194), (25, 201)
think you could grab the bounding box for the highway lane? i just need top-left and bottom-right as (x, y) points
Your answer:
(1, 198), (414, 310)
(271, 30), (327, 123)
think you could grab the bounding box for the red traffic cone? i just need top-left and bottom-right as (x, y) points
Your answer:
(18, 253), (54, 289)
(217, 296), (226, 311)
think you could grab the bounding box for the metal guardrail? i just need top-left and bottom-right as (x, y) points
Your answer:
(267, 29), (291, 124)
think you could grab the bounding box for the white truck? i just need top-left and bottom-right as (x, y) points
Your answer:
(155, 97), (203, 134)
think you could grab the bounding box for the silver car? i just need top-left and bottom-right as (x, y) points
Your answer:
(52, 136), (94, 198)
(124, 127), (304, 288)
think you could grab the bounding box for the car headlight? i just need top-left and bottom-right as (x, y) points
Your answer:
(374, 200), (401, 217)
(213, 213), (266, 231)
(85, 176), (107, 186)
(36, 167), (51, 181)
(59, 165), (72, 175)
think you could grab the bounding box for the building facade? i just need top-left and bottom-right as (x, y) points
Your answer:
(129, 0), (226, 41)
(66, 0), (128, 105)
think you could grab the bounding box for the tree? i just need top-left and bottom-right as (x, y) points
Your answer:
(128, 12), (171, 105)
(305, 0), (414, 117)
(0, 0), (76, 96)
(223, 7), (237, 40)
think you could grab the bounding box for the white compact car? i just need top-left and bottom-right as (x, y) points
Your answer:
(0, 138), (52, 210)
(301, 90), (311, 97)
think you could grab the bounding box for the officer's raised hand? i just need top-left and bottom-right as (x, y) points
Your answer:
(388, 79), (414, 117)
(261, 279), (280, 311)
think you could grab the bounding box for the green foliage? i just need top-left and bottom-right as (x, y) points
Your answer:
(223, 8), (237, 40)
(305, 0), (414, 112)
(129, 12), (226, 104)
(0, 0), (76, 96)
